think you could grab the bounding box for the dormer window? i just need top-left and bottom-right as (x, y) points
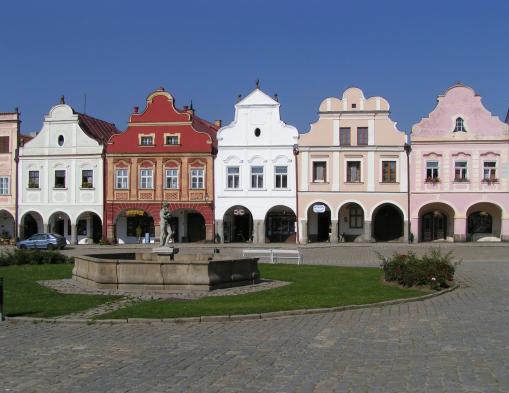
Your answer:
(165, 135), (179, 145)
(454, 117), (466, 132)
(352, 103), (357, 109)
(140, 136), (154, 146)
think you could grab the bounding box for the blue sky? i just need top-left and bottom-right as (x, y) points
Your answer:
(1, 0), (508, 135)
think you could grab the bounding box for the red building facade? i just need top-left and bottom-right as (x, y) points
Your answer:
(104, 88), (218, 243)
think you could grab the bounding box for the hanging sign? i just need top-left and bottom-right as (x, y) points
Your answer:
(313, 204), (326, 214)
(233, 208), (245, 216)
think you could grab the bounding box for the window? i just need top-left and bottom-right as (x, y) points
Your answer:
(140, 136), (154, 146)
(57, 135), (64, 146)
(0, 136), (9, 153)
(347, 161), (361, 182)
(190, 169), (204, 189)
(426, 161), (439, 181)
(254, 128), (261, 137)
(54, 170), (66, 188)
(454, 161), (468, 181)
(382, 161), (397, 183)
(165, 169), (179, 189)
(454, 117), (466, 132)
(81, 170), (93, 188)
(275, 166), (288, 189)
(227, 167), (240, 189)
(116, 169), (128, 189)
(340, 128), (351, 146)
(483, 161), (497, 181)
(349, 206), (363, 229)
(165, 135), (179, 145)
(251, 166), (264, 189)
(0, 177), (9, 195)
(312, 161), (326, 182)
(139, 169), (153, 189)
(357, 127), (368, 145)
(28, 171), (40, 189)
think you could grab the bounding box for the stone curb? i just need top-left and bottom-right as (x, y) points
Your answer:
(4, 284), (458, 325)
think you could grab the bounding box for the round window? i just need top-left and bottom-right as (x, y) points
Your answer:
(254, 128), (261, 137)
(57, 135), (64, 146)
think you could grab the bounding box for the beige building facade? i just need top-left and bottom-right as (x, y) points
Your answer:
(297, 87), (409, 243)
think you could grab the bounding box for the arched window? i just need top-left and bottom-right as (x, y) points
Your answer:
(454, 117), (466, 132)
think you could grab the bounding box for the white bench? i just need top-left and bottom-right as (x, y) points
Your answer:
(242, 249), (302, 265)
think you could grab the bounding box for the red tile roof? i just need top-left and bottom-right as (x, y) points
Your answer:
(191, 115), (218, 145)
(76, 112), (119, 143)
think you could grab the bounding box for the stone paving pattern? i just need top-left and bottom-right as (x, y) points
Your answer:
(1, 245), (509, 392)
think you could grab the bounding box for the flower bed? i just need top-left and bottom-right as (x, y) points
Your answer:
(379, 249), (458, 290)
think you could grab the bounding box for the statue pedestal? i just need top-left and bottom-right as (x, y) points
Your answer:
(152, 246), (178, 261)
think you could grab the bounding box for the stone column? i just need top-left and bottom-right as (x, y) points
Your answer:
(155, 224), (161, 244)
(330, 220), (338, 243)
(215, 219), (223, 243)
(86, 216), (93, 240)
(501, 218), (509, 242)
(253, 219), (264, 243)
(362, 221), (372, 242)
(299, 219), (307, 244)
(403, 220), (409, 242)
(454, 217), (466, 242)
(106, 224), (115, 242)
(43, 223), (49, 233)
(17, 224), (23, 240)
(205, 223), (214, 242)
(71, 224), (77, 245)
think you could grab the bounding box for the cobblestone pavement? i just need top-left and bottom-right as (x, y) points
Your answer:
(1, 256), (509, 392)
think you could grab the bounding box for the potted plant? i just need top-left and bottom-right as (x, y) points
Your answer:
(425, 177), (440, 184)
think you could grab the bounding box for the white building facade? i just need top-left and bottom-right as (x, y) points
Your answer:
(215, 88), (299, 243)
(18, 101), (118, 244)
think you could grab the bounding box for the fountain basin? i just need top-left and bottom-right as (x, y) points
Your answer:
(72, 252), (260, 291)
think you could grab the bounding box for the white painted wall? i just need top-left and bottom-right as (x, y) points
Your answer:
(215, 88), (299, 223)
(18, 104), (106, 241)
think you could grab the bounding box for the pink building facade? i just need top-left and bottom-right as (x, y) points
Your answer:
(0, 110), (21, 241)
(410, 84), (509, 242)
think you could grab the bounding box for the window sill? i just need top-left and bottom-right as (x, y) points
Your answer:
(164, 188), (180, 191)
(225, 188), (242, 191)
(139, 188), (155, 191)
(380, 181), (399, 184)
(453, 180), (470, 183)
(344, 181), (364, 184)
(190, 188), (206, 190)
(114, 188), (129, 191)
(80, 187), (95, 190)
(248, 188), (267, 191)
(138, 144), (155, 147)
(27, 187), (40, 190)
(164, 144), (181, 147)
(53, 187), (67, 190)
(311, 181), (329, 184)
(272, 188), (290, 191)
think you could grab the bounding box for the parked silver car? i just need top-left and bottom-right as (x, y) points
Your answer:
(16, 233), (67, 250)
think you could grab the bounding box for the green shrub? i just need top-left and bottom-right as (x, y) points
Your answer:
(379, 249), (458, 289)
(0, 249), (74, 267)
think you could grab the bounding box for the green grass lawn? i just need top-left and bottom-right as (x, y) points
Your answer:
(99, 264), (426, 319)
(0, 264), (119, 318)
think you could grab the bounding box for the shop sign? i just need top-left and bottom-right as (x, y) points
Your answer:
(126, 209), (145, 217)
(313, 204), (326, 214)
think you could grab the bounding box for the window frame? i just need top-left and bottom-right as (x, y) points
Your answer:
(226, 166), (240, 190)
(381, 160), (397, 183)
(190, 168), (205, 189)
(139, 168), (154, 189)
(357, 127), (368, 146)
(454, 161), (468, 182)
(346, 160), (362, 183)
(164, 133), (180, 146)
(339, 127), (351, 146)
(165, 168), (179, 189)
(250, 165), (264, 189)
(54, 170), (66, 189)
(274, 165), (288, 189)
(115, 168), (129, 189)
(0, 176), (9, 195)
(81, 169), (94, 188)
(349, 206), (364, 229)
(28, 170), (40, 189)
(425, 160), (439, 182)
(483, 161), (497, 182)
(138, 134), (155, 146)
(312, 161), (327, 183)
(453, 117), (466, 132)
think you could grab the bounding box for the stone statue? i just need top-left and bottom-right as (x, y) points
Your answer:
(159, 201), (173, 246)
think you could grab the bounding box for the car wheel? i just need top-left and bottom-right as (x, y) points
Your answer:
(19, 244), (27, 250)
(47, 244), (55, 250)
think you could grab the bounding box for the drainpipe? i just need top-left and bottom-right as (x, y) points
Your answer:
(14, 108), (21, 241)
(404, 142), (412, 243)
(293, 144), (300, 244)
(102, 146), (107, 242)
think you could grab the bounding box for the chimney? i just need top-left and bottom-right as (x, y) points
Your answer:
(133, 106), (139, 114)
(214, 120), (222, 128)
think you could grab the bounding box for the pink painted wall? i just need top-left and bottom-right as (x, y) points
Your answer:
(410, 84), (509, 241)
